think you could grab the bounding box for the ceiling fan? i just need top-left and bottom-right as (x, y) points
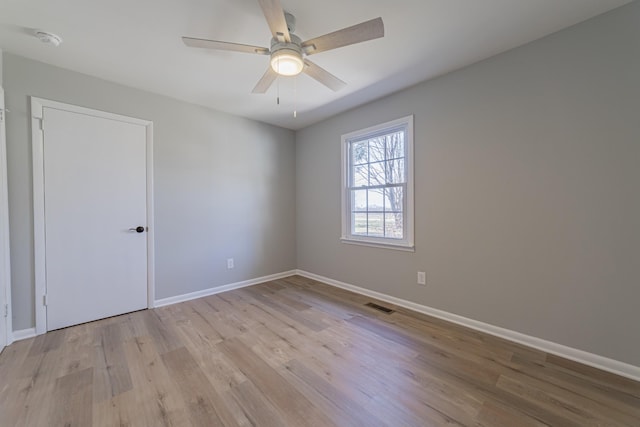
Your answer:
(182, 0), (384, 93)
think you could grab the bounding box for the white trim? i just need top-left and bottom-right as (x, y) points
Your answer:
(12, 328), (36, 342)
(340, 115), (415, 250)
(0, 86), (12, 346)
(295, 269), (640, 382)
(154, 270), (297, 307)
(145, 124), (156, 308)
(31, 98), (151, 126)
(30, 97), (155, 335)
(340, 238), (415, 252)
(31, 98), (46, 335)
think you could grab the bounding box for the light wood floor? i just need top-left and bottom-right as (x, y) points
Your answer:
(1, 275), (639, 426)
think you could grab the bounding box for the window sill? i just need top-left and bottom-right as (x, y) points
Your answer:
(340, 237), (415, 252)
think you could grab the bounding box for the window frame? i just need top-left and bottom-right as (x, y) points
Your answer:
(340, 115), (414, 251)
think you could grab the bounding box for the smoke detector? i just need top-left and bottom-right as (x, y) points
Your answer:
(35, 31), (63, 47)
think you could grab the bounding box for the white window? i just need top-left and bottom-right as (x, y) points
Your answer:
(341, 115), (414, 251)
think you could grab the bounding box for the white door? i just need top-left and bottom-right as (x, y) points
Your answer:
(43, 106), (148, 330)
(0, 87), (9, 351)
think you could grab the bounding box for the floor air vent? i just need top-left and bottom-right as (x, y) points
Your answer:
(365, 302), (395, 314)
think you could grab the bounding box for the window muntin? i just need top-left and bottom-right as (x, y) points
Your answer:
(341, 116), (414, 250)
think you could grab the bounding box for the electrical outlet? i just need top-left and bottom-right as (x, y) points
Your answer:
(227, 258), (234, 269)
(417, 271), (426, 285)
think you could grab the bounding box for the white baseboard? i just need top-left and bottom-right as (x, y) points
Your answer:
(295, 270), (640, 382)
(154, 270), (297, 308)
(12, 328), (36, 342)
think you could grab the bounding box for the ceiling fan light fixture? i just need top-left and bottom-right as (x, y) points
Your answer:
(270, 49), (304, 76)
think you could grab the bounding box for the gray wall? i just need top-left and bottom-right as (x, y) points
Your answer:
(3, 53), (296, 330)
(296, 2), (640, 366)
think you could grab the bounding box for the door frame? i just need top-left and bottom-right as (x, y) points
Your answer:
(31, 97), (155, 335)
(0, 86), (12, 347)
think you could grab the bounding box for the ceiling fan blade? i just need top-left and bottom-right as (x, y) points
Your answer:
(303, 60), (346, 92)
(301, 17), (384, 56)
(252, 67), (279, 93)
(257, 0), (291, 43)
(182, 37), (270, 55)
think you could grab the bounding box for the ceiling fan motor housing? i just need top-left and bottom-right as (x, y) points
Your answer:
(270, 34), (304, 76)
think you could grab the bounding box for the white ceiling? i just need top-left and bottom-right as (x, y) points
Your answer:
(0, 0), (632, 130)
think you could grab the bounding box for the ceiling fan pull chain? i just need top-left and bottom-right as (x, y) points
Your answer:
(294, 75), (297, 118)
(277, 58), (280, 105)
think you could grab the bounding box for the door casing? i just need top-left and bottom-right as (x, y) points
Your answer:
(0, 87), (11, 349)
(31, 97), (155, 335)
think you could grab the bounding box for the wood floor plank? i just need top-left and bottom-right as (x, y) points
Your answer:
(123, 335), (193, 427)
(12, 342), (66, 425)
(1, 274), (638, 426)
(189, 335), (249, 393)
(278, 286), (357, 321)
(161, 346), (240, 427)
(252, 281), (311, 311)
(54, 323), (94, 378)
(141, 308), (184, 354)
(388, 310), (515, 363)
(496, 373), (640, 426)
(92, 389), (141, 427)
(279, 358), (388, 427)
(27, 328), (66, 357)
(51, 367), (93, 427)
(217, 337), (337, 427)
(414, 352), (585, 427)
(0, 337), (32, 389)
(476, 400), (550, 427)
(507, 353), (640, 418)
(93, 322), (133, 401)
(173, 299), (224, 349)
(390, 359), (485, 425)
(238, 287), (330, 332)
(230, 379), (287, 427)
(196, 296), (255, 340)
(0, 376), (38, 424)
(546, 354), (640, 398)
(240, 328), (297, 369)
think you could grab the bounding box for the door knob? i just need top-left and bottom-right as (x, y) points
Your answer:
(129, 226), (145, 233)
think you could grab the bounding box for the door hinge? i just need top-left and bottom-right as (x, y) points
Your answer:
(39, 118), (44, 131)
(43, 294), (47, 306)
(3, 304), (7, 318)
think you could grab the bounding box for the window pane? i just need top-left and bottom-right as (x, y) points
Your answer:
(353, 165), (368, 187)
(385, 213), (403, 238)
(386, 132), (405, 159)
(368, 161), (385, 186)
(352, 141), (368, 165)
(384, 187), (403, 214)
(368, 189), (384, 212)
(353, 189), (367, 212)
(352, 213), (367, 235)
(368, 138), (385, 162)
(368, 213), (384, 236)
(385, 159), (405, 184)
